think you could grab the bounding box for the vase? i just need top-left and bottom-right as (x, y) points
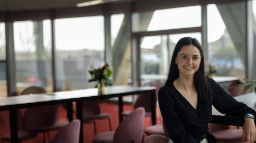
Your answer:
(98, 80), (105, 95)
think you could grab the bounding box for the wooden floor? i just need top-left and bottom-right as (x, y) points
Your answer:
(0, 101), (162, 143)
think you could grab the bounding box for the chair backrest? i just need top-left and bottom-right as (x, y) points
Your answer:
(227, 80), (244, 97)
(20, 86), (46, 95)
(144, 134), (170, 143)
(82, 100), (101, 117)
(114, 107), (145, 143)
(21, 86), (60, 131)
(134, 94), (155, 113)
(20, 86), (48, 130)
(50, 119), (81, 143)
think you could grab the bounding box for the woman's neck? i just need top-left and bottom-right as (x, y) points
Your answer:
(175, 76), (194, 91)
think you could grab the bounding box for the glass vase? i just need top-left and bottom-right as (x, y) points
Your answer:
(98, 80), (105, 95)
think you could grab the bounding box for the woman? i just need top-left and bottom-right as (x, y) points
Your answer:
(158, 37), (256, 143)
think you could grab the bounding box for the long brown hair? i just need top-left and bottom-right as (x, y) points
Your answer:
(165, 37), (211, 102)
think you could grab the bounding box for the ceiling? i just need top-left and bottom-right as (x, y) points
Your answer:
(0, 0), (245, 21)
(0, 0), (135, 12)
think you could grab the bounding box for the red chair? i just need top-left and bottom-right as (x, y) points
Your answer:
(0, 86), (46, 143)
(82, 100), (112, 134)
(144, 134), (170, 143)
(93, 107), (145, 143)
(22, 86), (69, 143)
(50, 119), (80, 143)
(122, 93), (155, 119)
(1, 86), (69, 143)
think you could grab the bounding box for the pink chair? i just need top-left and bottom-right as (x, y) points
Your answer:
(0, 86), (46, 143)
(21, 86), (69, 143)
(144, 134), (170, 143)
(227, 80), (244, 97)
(208, 123), (243, 142)
(50, 119), (80, 143)
(144, 124), (165, 136)
(1, 86), (69, 143)
(93, 107), (145, 143)
(82, 100), (112, 134)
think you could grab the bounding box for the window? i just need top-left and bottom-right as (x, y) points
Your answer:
(55, 16), (104, 90)
(14, 20), (53, 93)
(140, 33), (201, 88)
(0, 23), (6, 97)
(132, 6), (201, 32)
(207, 3), (246, 79)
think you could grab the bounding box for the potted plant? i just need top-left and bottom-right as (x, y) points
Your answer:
(88, 63), (112, 94)
(243, 80), (256, 93)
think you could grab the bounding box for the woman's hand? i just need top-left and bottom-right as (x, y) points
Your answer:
(242, 117), (256, 143)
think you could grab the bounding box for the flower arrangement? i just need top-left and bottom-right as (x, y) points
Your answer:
(88, 63), (112, 94)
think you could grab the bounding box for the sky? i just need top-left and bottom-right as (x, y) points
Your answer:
(141, 5), (225, 49)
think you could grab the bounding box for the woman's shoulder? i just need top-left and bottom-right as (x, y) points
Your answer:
(158, 84), (176, 97)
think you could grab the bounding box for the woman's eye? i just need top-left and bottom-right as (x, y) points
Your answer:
(181, 56), (187, 59)
(193, 56), (200, 60)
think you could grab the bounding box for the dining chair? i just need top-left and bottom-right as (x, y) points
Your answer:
(144, 134), (170, 143)
(93, 107), (145, 143)
(208, 123), (243, 142)
(122, 93), (155, 119)
(227, 80), (244, 97)
(0, 86), (47, 143)
(144, 124), (165, 136)
(21, 86), (69, 143)
(1, 86), (69, 143)
(49, 119), (80, 143)
(82, 100), (112, 134)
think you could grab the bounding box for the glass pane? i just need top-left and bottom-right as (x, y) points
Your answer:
(140, 36), (162, 88)
(14, 20), (53, 93)
(0, 23), (7, 97)
(55, 16), (104, 90)
(207, 3), (246, 79)
(111, 14), (124, 46)
(133, 6), (201, 32)
(252, 0), (256, 79)
(110, 15), (132, 86)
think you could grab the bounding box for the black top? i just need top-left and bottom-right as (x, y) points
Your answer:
(158, 78), (255, 143)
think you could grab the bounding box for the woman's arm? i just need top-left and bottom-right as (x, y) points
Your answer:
(210, 78), (256, 142)
(158, 87), (200, 143)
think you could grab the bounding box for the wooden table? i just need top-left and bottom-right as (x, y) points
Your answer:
(0, 85), (156, 143)
(211, 92), (256, 126)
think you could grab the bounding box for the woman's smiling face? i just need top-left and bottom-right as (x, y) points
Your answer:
(175, 44), (201, 77)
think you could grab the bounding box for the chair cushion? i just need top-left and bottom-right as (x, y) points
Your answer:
(93, 131), (115, 143)
(144, 124), (165, 136)
(210, 128), (243, 142)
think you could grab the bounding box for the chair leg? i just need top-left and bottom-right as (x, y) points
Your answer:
(47, 132), (51, 143)
(93, 120), (97, 134)
(43, 132), (47, 143)
(108, 118), (112, 131)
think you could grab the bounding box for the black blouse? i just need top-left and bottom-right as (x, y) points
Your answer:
(158, 78), (256, 143)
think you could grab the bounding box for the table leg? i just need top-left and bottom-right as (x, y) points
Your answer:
(76, 100), (83, 143)
(151, 90), (156, 125)
(118, 96), (123, 123)
(9, 108), (18, 143)
(66, 102), (73, 121)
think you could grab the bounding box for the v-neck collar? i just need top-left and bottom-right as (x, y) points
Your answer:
(170, 83), (199, 111)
